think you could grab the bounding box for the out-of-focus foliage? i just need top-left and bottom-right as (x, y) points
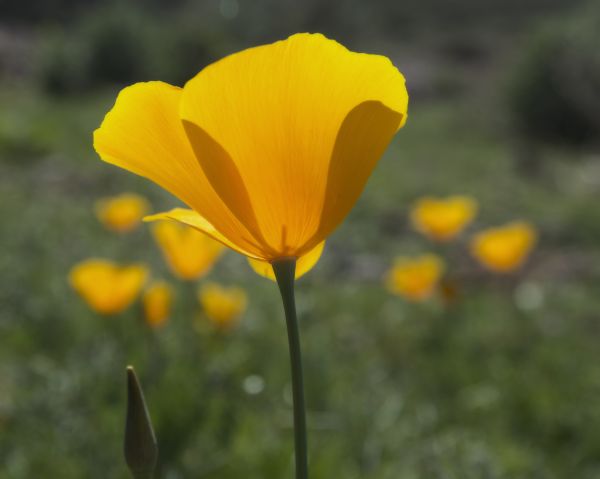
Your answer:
(507, 2), (600, 145)
(37, 4), (229, 94)
(1, 0), (600, 478)
(24, 0), (587, 96)
(0, 0), (102, 24)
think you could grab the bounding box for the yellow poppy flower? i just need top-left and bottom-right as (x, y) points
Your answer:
(95, 193), (149, 233)
(152, 220), (225, 281)
(69, 259), (148, 315)
(385, 254), (445, 302)
(94, 33), (408, 275)
(143, 281), (173, 328)
(198, 282), (247, 331)
(248, 241), (325, 281)
(470, 221), (537, 273)
(410, 195), (477, 242)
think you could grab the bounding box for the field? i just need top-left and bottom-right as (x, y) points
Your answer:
(1, 2), (600, 477)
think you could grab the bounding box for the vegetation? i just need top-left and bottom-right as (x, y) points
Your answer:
(0, 1), (599, 478)
(506, 3), (600, 145)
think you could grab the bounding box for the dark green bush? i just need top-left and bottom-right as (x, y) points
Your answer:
(506, 4), (600, 145)
(152, 25), (229, 87)
(38, 33), (88, 95)
(37, 4), (227, 94)
(82, 8), (150, 86)
(38, 6), (152, 95)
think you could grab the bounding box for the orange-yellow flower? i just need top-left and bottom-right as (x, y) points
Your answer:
(385, 254), (445, 302)
(69, 259), (148, 315)
(94, 33), (408, 276)
(248, 241), (325, 281)
(198, 282), (247, 331)
(152, 220), (225, 280)
(95, 193), (149, 233)
(410, 195), (477, 242)
(143, 281), (173, 328)
(470, 221), (537, 273)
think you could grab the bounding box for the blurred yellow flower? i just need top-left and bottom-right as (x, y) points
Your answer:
(152, 221), (225, 281)
(95, 193), (149, 233)
(69, 259), (148, 315)
(143, 281), (173, 328)
(410, 195), (477, 242)
(94, 33), (408, 275)
(198, 283), (247, 331)
(248, 241), (325, 281)
(470, 221), (537, 273)
(385, 254), (445, 302)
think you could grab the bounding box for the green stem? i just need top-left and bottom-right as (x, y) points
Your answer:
(273, 259), (308, 479)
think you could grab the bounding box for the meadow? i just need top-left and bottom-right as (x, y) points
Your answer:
(1, 2), (600, 478)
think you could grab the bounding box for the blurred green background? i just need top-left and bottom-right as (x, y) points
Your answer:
(1, 0), (600, 477)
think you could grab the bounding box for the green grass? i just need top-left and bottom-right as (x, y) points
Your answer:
(0, 84), (599, 478)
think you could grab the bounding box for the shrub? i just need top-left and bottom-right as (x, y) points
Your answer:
(506, 4), (600, 146)
(81, 7), (150, 86)
(37, 4), (226, 94)
(38, 33), (88, 95)
(152, 25), (229, 87)
(37, 6), (151, 95)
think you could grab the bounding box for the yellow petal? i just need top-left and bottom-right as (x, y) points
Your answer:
(316, 101), (403, 242)
(69, 259), (148, 315)
(385, 254), (445, 302)
(470, 221), (537, 273)
(145, 208), (259, 259)
(410, 195), (478, 242)
(198, 282), (247, 331)
(248, 241), (325, 281)
(181, 120), (274, 258)
(143, 281), (173, 328)
(181, 33), (408, 257)
(95, 193), (150, 233)
(151, 218), (225, 281)
(93, 81), (264, 257)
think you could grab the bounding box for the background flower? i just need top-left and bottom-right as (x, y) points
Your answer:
(198, 282), (247, 331)
(385, 254), (445, 301)
(143, 281), (173, 328)
(69, 259), (148, 315)
(470, 221), (537, 273)
(410, 195), (478, 242)
(152, 220), (225, 281)
(95, 193), (149, 233)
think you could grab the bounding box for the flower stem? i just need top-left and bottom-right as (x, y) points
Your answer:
(273, 259), (308, 479)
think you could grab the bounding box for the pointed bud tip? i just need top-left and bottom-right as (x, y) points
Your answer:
(124, 366), (158, 477)
(126, 366), (136, 384)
